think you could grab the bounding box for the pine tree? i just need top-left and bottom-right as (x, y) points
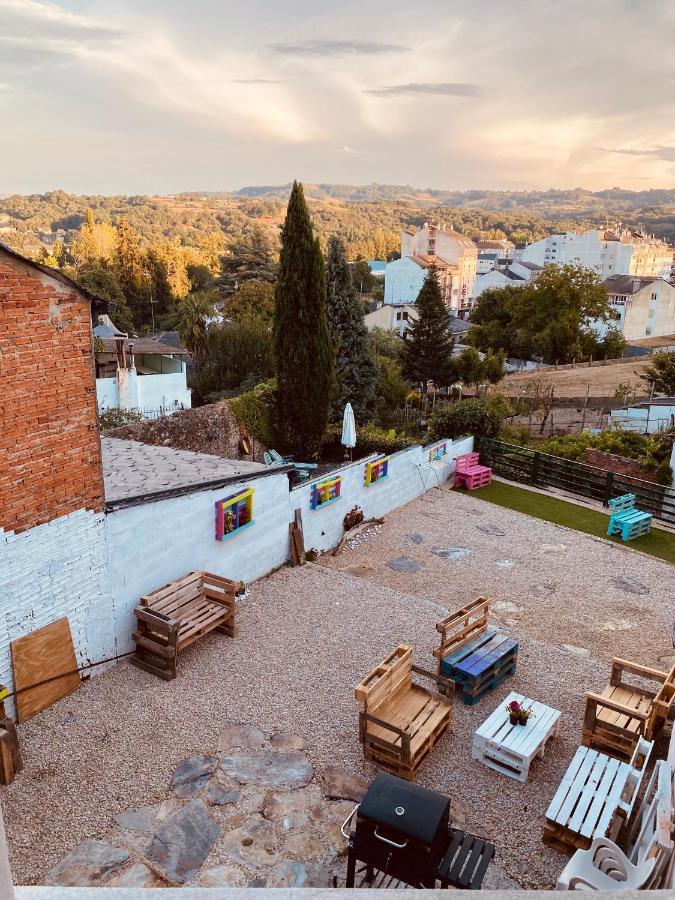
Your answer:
(273, 182), (335, 457)
(402, 266), (455, 393)
(325, 236), (377, 422)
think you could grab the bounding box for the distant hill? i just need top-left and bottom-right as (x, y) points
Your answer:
(235, 183), (675, 240)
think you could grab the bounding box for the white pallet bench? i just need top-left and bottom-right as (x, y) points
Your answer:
(472, 692), (561, 783)
(544, 737), (653, 853)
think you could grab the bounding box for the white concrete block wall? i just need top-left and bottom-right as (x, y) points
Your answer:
(0, 508), (115, 716)
(105, 470), (291, 655)
(294, 436), (474, 552)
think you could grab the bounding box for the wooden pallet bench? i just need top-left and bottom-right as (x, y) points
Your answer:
(607, 493), (652, 541)
(543, 738), (652, 853)
(582, 658), (675, 761)
(355, 644), (453, 781)
(132, 571), (237, 680)
(454, 453), (493, 491)
(434, 598), (518, 705)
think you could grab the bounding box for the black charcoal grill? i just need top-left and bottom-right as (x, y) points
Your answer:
(342, 773), (496, 890)
(344, 773), (450, 888)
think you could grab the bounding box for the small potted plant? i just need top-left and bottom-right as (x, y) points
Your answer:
(506, 700), (532, 726)
(507, 699), (522, 725)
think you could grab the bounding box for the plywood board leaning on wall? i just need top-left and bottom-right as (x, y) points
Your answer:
(10, 617), (81, 723)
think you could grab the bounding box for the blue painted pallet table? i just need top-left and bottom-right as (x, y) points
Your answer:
(434, 598), (519, 706)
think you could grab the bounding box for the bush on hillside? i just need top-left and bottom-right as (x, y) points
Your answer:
(99, 407), (144, 431)
(321, 423), (416, 461)
(229, 379), (277, 448)
(427, 397), (511, 441)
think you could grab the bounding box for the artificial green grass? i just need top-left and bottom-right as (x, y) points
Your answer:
(456, 480), (675, 566)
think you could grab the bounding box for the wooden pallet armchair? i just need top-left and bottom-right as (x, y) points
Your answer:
(132, 571), (238, 680)
(433, 597), (518, 705)
(454, 453), (493, 491)
(582, 658), (675, 760)
(355, 644), (454, 781)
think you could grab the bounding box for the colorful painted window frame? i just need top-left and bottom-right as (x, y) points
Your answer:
(364, 455), (390, 486)
(428, 441), (448, 463)
(310, 476), (342, 510)
(215, 488), (255, 541)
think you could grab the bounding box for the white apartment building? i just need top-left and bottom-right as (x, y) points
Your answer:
(517, 228), (673, 279)
(384, 223), (477, 315)
(593, 275), (675, 341)
(472, 261), (542, 300)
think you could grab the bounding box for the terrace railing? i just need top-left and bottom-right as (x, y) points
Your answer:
(477, 437), (675, 524)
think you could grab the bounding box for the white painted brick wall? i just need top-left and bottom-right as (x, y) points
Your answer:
(0, 508), (115, 716)
(294, 437), (474, 552)
(105, 471), (292, 655)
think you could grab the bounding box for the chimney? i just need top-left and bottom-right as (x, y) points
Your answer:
(114, 336), (127, 370)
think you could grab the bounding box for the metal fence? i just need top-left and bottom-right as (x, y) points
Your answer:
(477, 437), (675, 523)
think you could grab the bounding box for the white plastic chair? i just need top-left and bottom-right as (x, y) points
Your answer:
(556, 836), (656, 891)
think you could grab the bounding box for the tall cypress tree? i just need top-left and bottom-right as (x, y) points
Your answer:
(325, 236), (377, 422)
(273, 182), (335, 457)
(402, 266), (455, 394)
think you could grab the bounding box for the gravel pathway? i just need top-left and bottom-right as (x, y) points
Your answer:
(2, 485), (674, 889)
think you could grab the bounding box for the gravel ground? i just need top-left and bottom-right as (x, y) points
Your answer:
(2, 486), (674, 889)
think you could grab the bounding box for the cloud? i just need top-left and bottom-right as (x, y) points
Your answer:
(231, 78), (280, 84)
(598, 145), (675, 162)
(267, 39), (409, 57)
(364, 82), (483, 98)
(0, 0), (119, 33)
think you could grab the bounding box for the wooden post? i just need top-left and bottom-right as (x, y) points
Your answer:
(604, 472), (614, 507)
(0, 803), (14, 900)
(532, 452), (541, 486)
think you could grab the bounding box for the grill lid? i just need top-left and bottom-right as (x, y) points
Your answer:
(358, 773), (450, 845)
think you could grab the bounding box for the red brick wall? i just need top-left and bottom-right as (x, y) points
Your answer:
(0, 251), (104, 533)
(585, 448), (659, 484)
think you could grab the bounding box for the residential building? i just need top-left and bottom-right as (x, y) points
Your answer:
(610, 397), (675, 434)
(365, 302), (417, 335)
(595, 276), (675, 340)
(384, 222), (477, 315)
(517, 228), (673, 279)
(94, 316), (191, 416)
(476, 239), (515, 275)
(472, 261), (542, 299)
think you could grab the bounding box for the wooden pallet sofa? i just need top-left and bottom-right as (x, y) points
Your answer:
(433, 597), (518, 705)
(132, 571), (238, 680)
(454, 452), (493, 491)
(355, 644), (453, 781)
(607, 493), (652, 542)
(582, 658), (675, 760)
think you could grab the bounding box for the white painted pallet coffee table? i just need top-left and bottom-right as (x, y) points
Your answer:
(472, 692), (561, 783)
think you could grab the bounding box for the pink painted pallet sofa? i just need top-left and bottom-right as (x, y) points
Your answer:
(454, 453), (493, 491)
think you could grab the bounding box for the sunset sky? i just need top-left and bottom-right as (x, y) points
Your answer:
(1, 0), (674, 194)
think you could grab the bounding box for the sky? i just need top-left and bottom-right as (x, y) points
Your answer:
(1, 0), (675, 195)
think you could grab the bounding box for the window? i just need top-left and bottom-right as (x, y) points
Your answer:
(648, 309), (655, 318)
(651, 292), (657, 301)
(215, 488), (254, 540)
(646, 327), (652, 336)
(428, 442), (447, 463)
(396, 312), (402, 321)
(310, 476), (342, 510)
(402, 311), (409, 321)
(365, 455), (390, 486)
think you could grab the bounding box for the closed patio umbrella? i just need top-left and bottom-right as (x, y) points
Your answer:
(341, 402), (356, 460)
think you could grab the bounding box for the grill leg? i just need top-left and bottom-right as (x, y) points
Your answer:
(346, 849), (356, 888)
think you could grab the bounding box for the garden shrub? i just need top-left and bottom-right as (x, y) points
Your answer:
(427, 397), (510, 441)
(321, 423), (416, 461)
(229, 379), (277, 447)
(99, 407), (144, 431)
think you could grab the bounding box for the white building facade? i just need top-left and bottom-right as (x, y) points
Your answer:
(517, 228), (673, 279)
(384, 223), (477, 315)
(593, 276), (675, 340)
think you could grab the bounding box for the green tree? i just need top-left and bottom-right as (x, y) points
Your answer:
(177, 291), (215, 367)
(78, 265), (134, 334)
(401, 266), (455, 393)
(220, 223), (279, 296)
(640, 351), (675, 395)
(351, 256), (377, 294)
(273, 181), (335, 456)
(114, 219), (146, 325)
(71, 208), (117, 270)
(428, 396), (509, 441)
(186, 263), (214, 293)
(194, 323), (275, 402)
(454, 346), (483, 387)
(325, 236), (377, 421)
(227, 278), (275, 326)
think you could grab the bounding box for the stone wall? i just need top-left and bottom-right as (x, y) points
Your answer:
(585, 448), (659, 483)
